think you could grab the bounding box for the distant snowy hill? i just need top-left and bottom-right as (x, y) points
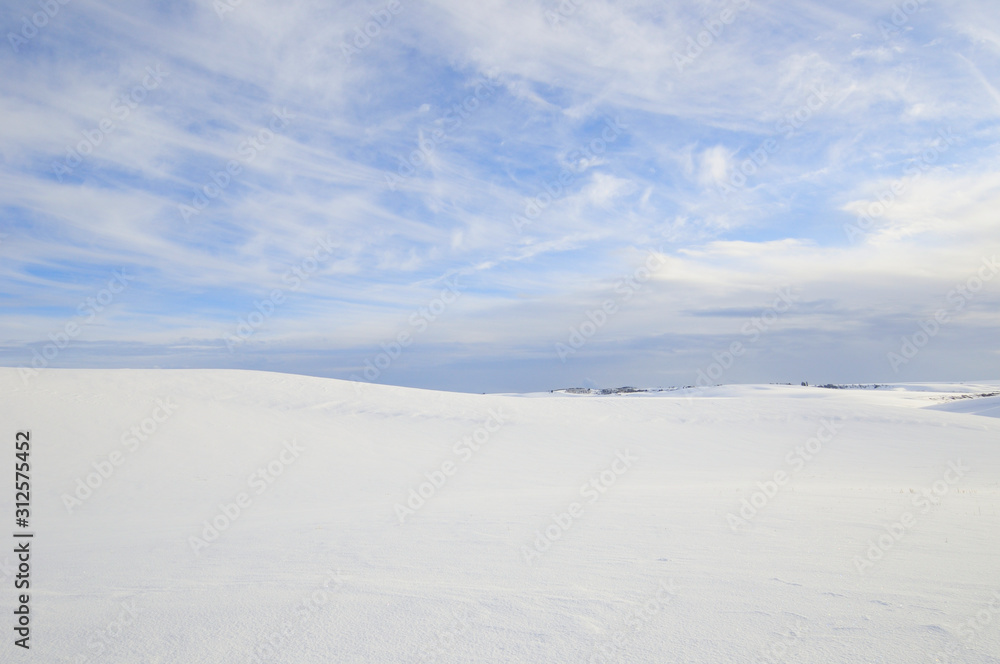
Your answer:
(1, 369), (998, 662)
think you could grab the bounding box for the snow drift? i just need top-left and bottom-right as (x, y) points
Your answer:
(2, 369), (998, 662)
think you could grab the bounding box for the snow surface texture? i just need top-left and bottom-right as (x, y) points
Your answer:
(2, 369), (999, 663)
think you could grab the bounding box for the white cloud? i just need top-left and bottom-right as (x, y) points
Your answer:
(697, 145), (733, 188)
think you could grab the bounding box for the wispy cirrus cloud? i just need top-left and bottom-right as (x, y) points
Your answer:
(0, 0), (998, 391)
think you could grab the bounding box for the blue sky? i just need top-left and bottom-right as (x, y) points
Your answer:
(1, 0), (999, 393)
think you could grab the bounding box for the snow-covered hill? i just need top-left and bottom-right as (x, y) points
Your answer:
(2, 369), (998, 662)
